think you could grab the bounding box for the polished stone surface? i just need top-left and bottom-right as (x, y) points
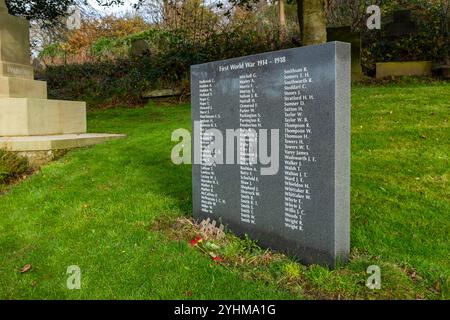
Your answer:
(191, 42), (351, 267)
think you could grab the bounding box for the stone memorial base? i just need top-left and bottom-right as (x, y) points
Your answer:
(0, 77), (47, 98)
(0, 3), (126, 168)
(0, 98), (87, 136)
(0, 133), (125, 167)
(0, 62), (34, 79)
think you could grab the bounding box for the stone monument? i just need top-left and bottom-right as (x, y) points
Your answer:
(0, 1), (124, 165)
(191, 42), (351, 267)
(327, 27), (363, 79)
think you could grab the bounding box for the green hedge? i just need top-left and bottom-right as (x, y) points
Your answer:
(40, 27), (292, 108)
(40, 3), (449, 108)
(361, 2), (449, 74)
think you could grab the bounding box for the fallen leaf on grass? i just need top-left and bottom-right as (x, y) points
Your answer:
(20, 264), (31, 273)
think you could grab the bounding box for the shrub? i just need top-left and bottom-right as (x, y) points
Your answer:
(326, 0), (450, 75)
(39, 1), (448, 108)
(40, 26), (294, 108)
(0, 150), (29, 185)
(361, 1), (450, 74)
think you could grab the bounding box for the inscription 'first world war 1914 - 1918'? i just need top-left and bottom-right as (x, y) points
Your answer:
(191, 42), (351, 267)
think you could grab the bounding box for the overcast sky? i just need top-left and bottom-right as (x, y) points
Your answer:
(87, 0), (140, 16)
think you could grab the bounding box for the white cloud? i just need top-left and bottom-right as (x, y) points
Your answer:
(87, 0), (140, 16)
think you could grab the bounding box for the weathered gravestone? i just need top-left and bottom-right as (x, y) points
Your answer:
(191, 42), (351, 267)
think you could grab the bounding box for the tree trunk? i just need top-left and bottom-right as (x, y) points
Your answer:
(296, 0), (327, 46)
(279, 0), (287, 42)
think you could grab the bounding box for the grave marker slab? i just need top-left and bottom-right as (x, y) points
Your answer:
(191, 42), (351, 267)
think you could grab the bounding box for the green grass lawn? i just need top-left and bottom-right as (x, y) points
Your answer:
(0, 82), (449, 299)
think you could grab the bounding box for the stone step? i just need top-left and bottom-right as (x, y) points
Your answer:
(0, 98), (86, 136)
(0, 61), (34, 79)
(0, 133), (126, 151)
(0, 76), (47, 98)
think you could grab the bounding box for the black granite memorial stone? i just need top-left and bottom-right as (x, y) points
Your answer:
(191, 42), (351, 267)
